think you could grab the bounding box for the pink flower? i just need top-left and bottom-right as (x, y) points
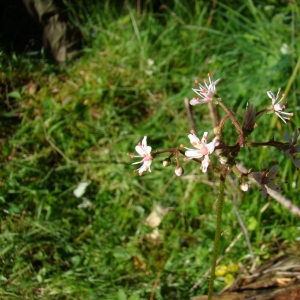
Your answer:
(252, 163), (282, 198)
(175, 166), (184, 177)
(267, 89), (293, 124)
(283, 129), (300, 168)
(128, 136), (153, 175)
(190, 73), (221, 106)
(185, 131), (219, 172)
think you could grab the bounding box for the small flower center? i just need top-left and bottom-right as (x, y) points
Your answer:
(198, 146), (209, 155)
(142, 156), (152, 162)
(261, 176), (270, 185)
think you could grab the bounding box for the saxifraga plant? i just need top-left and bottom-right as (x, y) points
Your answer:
(128, 73), (299, 299)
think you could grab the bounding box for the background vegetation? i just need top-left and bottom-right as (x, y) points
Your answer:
(1, 1), (300, 299)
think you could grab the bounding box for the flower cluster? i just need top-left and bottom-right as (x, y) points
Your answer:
(190, 73), (221, 106)
(128, 136), (153, 176)
(126, 71), (300, 300)
(128, 72), (297, 199)
(184, 131), (219, 172)
(266, 88), (293, 124)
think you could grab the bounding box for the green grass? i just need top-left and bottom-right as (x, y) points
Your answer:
(1, 1), (300, 299)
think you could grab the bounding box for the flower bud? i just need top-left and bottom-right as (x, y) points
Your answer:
(175, 166), (184, 176)
(240, 182), (249, 192)
(242, 102), (256, 136)
(162, 158), (171, 167)
(213, 126), (221, 136)
(219, 156), (228, 164)
(212, 137), (220, 147)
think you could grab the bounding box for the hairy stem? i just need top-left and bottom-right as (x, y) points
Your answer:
(207, 167), (227, 300)
(217, 115), (230, 135)
(152, 148), (185, 158)
(245, 141), (285, 148)
(218, 101), (243, 134)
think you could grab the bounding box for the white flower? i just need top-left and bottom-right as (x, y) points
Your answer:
(240, 182), (249, 192)
(190, 73), (221, 106)
(283, 129), (300, 168)
(185, 131), (219, 172)
(267, 89), (293, 124)
(129, 136), (153, 175)
(252, 163), (282, 198)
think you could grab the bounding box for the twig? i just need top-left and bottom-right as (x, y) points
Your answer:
(207, 102), (220, 128)
(265, 188), (300, 218)
(150, 270), (162, 300)
(208, 168), (227, 300)
(184, 97), (197, 135)
(227, 176), (255, 267)
(237, 163), (300, 218)
(218, 102), (243, 135)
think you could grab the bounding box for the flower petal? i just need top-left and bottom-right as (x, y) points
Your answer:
(190, 97), (209, 106)
(267, 165), (279, 179)
(201, 132), (208, 144)
(285, 149), (292, 158)
(135, 145), (145, 156)
(212, 137), (220, 147)
(201, 156), (210, 173)
(252, 172), (262, 183)
(267, 91), (275, 103)
(294, 144), (300, 152)
(260, 185), (268, 198)
(292, 157), (300, 168)
(205, 142), (215, 154)
(212, 78), (222, 86)
(266, 181), (281, 192)
(132, 159), (144, 165)
(185, 150), (204, 158)
(283, 133), (292, 143)
(188, 133), (201, 148)
(137, 161), (152, 174)
(141, 136), (147, 148)
(275, 112), (288, 124)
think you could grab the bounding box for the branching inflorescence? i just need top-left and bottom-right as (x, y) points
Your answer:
(127, 73), (298, 299)
(128, 73), (298, 199)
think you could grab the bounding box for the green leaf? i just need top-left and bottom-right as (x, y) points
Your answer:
(117, 289), (127, 300)
(7, 91), (21, 99)
(128, 295), (140, 300)
(248, 216), (258, 231)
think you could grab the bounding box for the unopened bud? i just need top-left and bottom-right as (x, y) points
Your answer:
(240, 182), (249, 192)
(213, 126), (221, 136)
(175, 166), (184, 176)
(219, 156), (228, 164)
(242, 102), (257, 136)
(163, 158), (171, 167)
(212, 137), (220, 147)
